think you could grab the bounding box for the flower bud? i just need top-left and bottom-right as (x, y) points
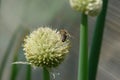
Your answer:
(69, 0), (102, 16)
(23, 27), (71, 68)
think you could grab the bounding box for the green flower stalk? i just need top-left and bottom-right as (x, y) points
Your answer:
(69, 0), (102, 16)
(23, 27), (71, 68)
(89, 0), (108, 80)
(78, 13), (88, 80)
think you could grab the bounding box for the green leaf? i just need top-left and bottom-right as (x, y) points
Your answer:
(10, 52), (19, 80)
(10, 27), (29, 80)
(0, 27), (23, 80)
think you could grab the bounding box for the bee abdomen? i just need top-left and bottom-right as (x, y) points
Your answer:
(61, 35), (67, 42)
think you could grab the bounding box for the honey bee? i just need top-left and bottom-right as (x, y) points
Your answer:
(59, 29), (70, 42)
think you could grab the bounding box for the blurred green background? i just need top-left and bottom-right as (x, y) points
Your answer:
(0, 0), (120, 80)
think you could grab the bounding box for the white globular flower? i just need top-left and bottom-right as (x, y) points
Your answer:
(69, 0), (102, 16)
(23, 27), (71, 68)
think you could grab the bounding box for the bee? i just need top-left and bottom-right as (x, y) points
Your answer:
(59, 29), (70, 42)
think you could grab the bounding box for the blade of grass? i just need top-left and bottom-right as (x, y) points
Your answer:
(10, 46), (24, 80)
(88, 0), (109, 80)
(10, 46), (23, 80)
(10, 49), (19, 80)
(10, 27), (29, 80)
(78, 13), (88, 80)
(43, 67), (50, 80)
(0, 27), (23, 80)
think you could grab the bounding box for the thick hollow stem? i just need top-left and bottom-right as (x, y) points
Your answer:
(43, 67), (50, 80)
(88, 0), (108, 80)
(78, 13), (88, 80)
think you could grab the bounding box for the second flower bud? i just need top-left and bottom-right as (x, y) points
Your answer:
(69, 0), (102, 16)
